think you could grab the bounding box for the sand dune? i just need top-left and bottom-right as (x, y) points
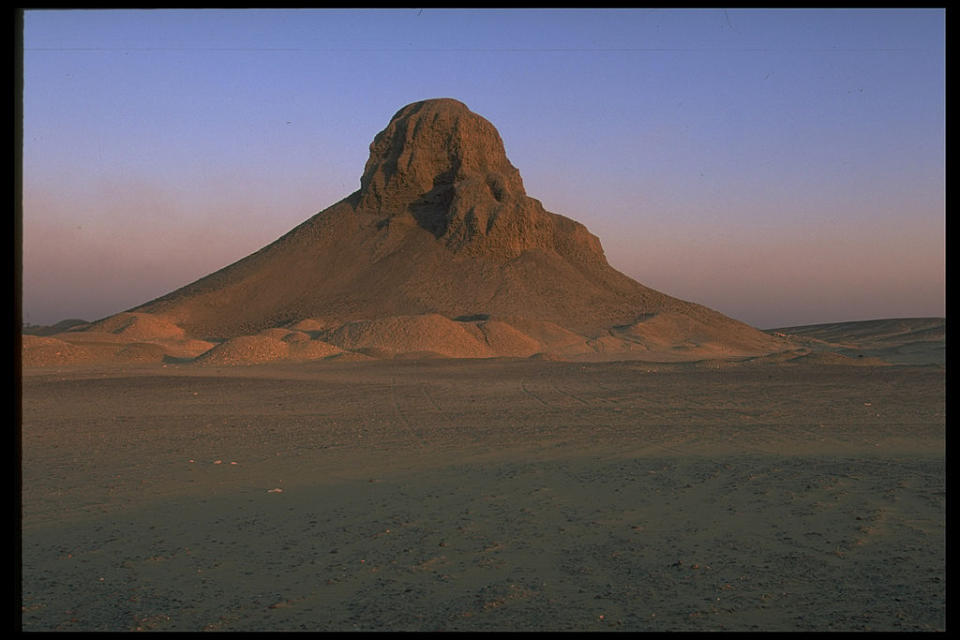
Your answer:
(565, 311), (820, 363)
(21, 311), (213, 367)
(113, 342), (168, 364)
(21, 330), (215, 367)
(484, 315), (593, 357)
(474, 320), (543, 358)
(280, 330), (311, 344)
(195, 335), (290, 366)
(286, 339), (344, 361)
(21, 335), (98, 368)
(258, 327), (297, 341)
(327, 314), (495, 359)
(86, 312), (186, 340)
(194, 332), (345, 366)
(288, 318), (338, 335)
(22, 313), (944, 368)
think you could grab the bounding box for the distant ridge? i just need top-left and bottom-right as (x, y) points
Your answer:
(22, 318), (90, 336)
(766, 317), (945, 366)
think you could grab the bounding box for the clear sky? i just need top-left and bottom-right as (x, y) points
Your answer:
(21, 8), (945, 329)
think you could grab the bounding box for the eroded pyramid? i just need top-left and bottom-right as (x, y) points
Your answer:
(36, 98), (792, 364)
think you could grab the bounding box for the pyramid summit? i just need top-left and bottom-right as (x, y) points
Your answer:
(359, 98), (525, 210)
(356, 98), (605, 262)
(62, 98), (791, 362)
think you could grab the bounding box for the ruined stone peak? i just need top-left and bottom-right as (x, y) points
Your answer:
(357, 98), (526, 214)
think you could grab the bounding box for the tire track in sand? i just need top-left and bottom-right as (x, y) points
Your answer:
(520, 380), (549, 407)
(419, 384), (442, 412)
(390, 376), (427, 450)
(520, 379), (591, 408)
(550, 382), (589, 406)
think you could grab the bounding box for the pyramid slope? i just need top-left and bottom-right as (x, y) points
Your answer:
(132, 201), (763, 346)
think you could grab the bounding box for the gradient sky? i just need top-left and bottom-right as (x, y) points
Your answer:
(21, 8), (945, 329)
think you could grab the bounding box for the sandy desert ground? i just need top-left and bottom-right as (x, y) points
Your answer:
(20, 99), (944, 631)
(19, 345), (944, 631)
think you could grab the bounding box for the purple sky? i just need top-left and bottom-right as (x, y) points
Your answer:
(21, 9), (945, 329)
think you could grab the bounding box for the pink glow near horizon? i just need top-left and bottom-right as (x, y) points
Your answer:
(21, 170), (944, 329)
(20, 9), (945, 329)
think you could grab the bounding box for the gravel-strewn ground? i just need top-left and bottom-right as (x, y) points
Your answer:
(20, 359), (945, 631)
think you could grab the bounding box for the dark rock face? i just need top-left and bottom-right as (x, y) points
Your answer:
(357, 98), (605, 262)
(359, 99), (524, 210)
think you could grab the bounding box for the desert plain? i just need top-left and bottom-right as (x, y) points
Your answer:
(19, 97), (946, 631)
(20, 319), (944, 632)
